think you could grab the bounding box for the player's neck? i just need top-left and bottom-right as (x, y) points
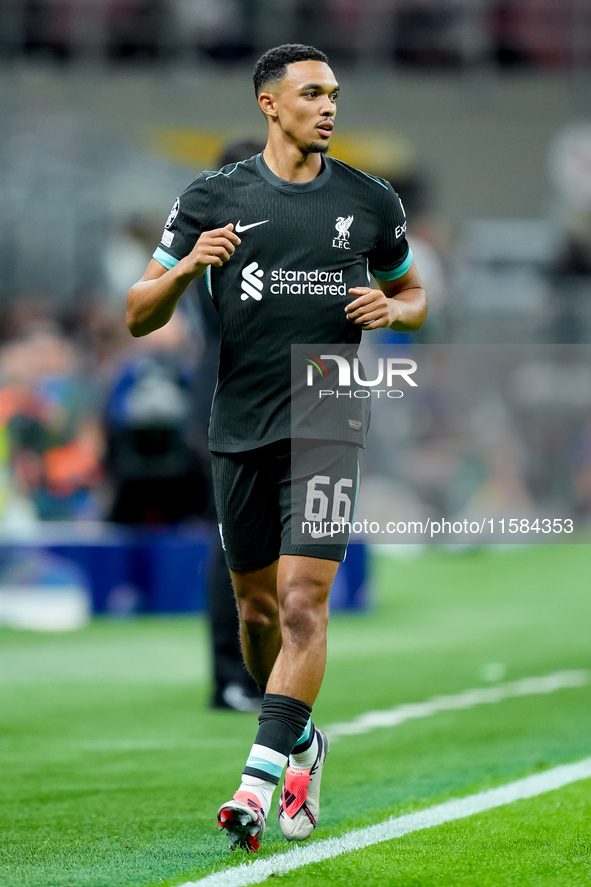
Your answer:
(262, 144), (324, 184)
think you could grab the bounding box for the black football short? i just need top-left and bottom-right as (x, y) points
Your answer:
(210, 439), (362, 572)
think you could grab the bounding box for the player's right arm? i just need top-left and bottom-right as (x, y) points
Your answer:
(126, 224), (241, 337)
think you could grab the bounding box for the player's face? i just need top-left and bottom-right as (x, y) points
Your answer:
(268, 60), (339, 155)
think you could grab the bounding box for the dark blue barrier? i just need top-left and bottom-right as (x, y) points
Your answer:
(330, 542), (367, 610)
(0, 523), (367, 614)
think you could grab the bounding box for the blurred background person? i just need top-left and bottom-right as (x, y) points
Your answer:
(103, 311), (207, 526)
(0, 322), (104, 523)
(547, 123), (591, 343)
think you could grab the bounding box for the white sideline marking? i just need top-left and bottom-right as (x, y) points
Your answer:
(325, 670), (589, 740)
(184, 756), (591, 887)
(70, 670), (588, 752)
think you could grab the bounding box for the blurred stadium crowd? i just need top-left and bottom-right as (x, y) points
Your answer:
(0, 294), (212, 527)
(1, 0), (590, 71)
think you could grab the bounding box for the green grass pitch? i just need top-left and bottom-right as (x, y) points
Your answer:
(1, 544), (590, 886)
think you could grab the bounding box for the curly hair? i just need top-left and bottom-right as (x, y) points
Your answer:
(253, 44), (329, 97)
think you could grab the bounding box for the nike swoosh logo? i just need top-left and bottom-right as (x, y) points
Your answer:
(235, 220), (270, 233)
(309, 525), (346, 539)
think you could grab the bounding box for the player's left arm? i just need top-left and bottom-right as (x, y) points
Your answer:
(345, 261), (427, 331)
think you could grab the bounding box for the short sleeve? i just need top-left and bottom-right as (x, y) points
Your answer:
(367, 183), (413, 281)
(152, 173), (211, 270)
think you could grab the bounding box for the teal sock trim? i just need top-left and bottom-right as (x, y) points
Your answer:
(295, 717), (312, 746)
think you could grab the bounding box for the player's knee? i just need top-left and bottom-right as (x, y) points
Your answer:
(236, 588), (279, 632)
(279, 578), (330, 644)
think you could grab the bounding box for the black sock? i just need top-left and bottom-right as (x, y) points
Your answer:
(242, 693), (312, 783)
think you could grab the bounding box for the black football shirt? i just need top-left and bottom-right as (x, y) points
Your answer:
(153, 153), (413, 453)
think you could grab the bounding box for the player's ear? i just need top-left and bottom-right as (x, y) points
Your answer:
(258, 91), (278, 119)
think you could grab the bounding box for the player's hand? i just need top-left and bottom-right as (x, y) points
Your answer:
(184, 224), (241, 276)
(345, 287), (402, 329)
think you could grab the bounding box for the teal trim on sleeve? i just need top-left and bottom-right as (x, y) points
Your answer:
(153, 247), (179, 270)
(332, 159), (389, 190)
(356, 168), (389, 190)
(371, 248), (414, 281)
(205, 162), (240, 180)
